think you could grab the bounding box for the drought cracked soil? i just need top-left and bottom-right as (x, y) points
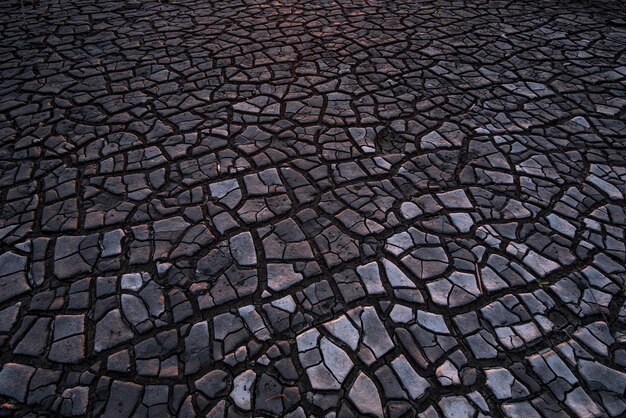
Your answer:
(0, 0), (626, 417)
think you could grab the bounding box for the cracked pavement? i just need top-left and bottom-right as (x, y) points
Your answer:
(1, 0), (626, 417)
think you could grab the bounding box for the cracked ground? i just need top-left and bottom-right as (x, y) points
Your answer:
(0, 0), (626, 417)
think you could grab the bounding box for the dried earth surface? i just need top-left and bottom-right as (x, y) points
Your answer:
(1, 0), (626, 417)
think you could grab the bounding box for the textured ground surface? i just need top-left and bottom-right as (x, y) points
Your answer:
(1, 0), (626, 417)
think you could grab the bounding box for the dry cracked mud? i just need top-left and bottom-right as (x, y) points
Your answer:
(1, 0), (626, 417)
